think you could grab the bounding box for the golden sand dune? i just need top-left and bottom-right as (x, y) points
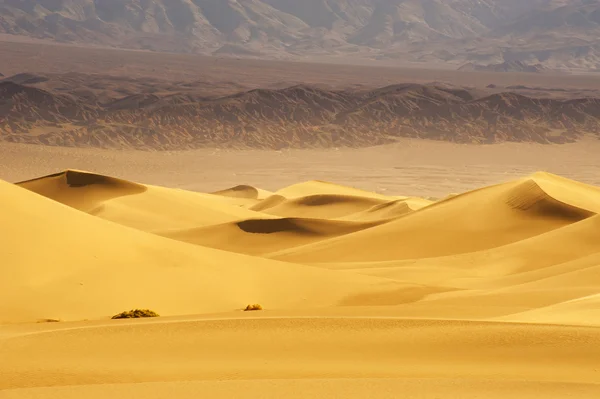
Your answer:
(269, 172), (599, 263)
(17, 169), (148, 212)
(502, 292), (600, 326)
(251, 194), (393, 219)
(274, 180), (398, 200)
(17, 170), (272, 231)
(338, 197), (434, 221)
(210, 184), (274, 206)
(325, 213), (600, 284)
(2, 169), (600, 398)
(0, 178), (407, 323)
(211, 184), (273, 200)
(158, 217), (385, 256)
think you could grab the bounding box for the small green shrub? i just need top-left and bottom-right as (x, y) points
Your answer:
(111, 309), (160, 319)
(244, 304), (263, 311)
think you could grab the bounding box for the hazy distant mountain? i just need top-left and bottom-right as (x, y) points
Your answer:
(458, 61), (547, 73)
(1, 0), (600, 70)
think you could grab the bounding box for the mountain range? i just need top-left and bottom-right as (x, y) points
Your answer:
(2, 72), (599, 150)
(1, 0), (600, 70)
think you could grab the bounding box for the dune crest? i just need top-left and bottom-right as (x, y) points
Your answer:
(17, 169), (147, 211)
(274, 180), (397, 200)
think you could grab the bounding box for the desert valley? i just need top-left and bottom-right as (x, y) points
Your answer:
(2, 1), (600, 398)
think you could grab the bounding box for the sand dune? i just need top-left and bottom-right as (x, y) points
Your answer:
(338, 197), (434, 221)
(325, 213), (600, 283)
(17, 169), (147, 212)
(17, 170), (273, 231)
(251, 194), (391, 219)
(158, 217), (386, 256)
(212, 184), (273, 200)
(210, 184), (274, 206)
(274, 180), (398, 200)
(0, 177), (403, 323)
(269, 172), (599, 263)
(2, 169), (600, 398)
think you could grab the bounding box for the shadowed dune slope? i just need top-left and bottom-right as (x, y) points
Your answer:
(0, 178), (409, 323)
(269, 172), (600, 263)
(158, 217), (385, 256)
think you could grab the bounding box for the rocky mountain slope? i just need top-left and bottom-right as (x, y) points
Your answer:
(2, 73), (599, 150)
(1, 0), (599, 70)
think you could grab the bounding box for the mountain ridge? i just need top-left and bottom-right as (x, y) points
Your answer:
(1, 0), (600, 70)
(2, 74), (599, 150)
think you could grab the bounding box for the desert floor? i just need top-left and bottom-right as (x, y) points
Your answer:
(3, 137), (600, 197)
(2, 140), (600, 398)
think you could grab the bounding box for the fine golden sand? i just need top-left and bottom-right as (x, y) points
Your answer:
(2, 165), (600, 398)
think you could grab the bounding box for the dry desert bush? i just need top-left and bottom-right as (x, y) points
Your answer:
(111, 309), (160, 319)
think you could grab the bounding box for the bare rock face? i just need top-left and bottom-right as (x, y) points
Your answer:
(1, 73), (599, 150)
(0, 1), (600, 70)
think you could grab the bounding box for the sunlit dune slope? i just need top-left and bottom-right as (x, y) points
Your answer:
(210, 184), (274, 206)
(251, 194), (391, 219)
(269, 172), (600, 263)
(0, 178), (406, 323)
(390, 254), (600, 321)
(274, 180), (398, 200)
(338, 197), (433, 221)
(500, 292), (600, 326)
(310, 213), (600, 320)
(326, 213), (600, 284)
(17, 170), (272, 231)
(212, 184), (273, 199)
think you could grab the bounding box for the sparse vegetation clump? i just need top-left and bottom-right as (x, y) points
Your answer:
(37, 318), (61, 323)
(244, 304), (263, 311)
(111, 309), (160, 319)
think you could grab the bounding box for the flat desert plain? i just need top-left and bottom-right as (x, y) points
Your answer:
(1, 140), (600, 398)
